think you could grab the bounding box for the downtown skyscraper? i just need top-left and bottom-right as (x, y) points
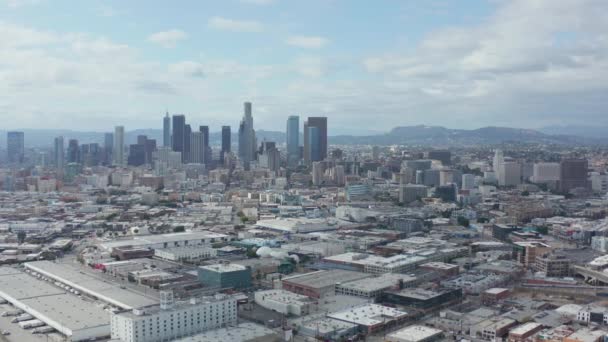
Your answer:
(7, 131), (24, 164)
(172, 115), (186, 162)
(163, 111), (171, 147)
(238, 102), (256, 169)
(113, 126), (125, 167)
(286, 116), (300, 167)
(221, 126), (231, 164)
(303, 117), (327, 165)
(53, 136), (65, 170)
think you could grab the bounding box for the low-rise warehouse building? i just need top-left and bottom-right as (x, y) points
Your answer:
(335, 273), (419, 298)
(328, 303), (408, 334)
(0, 267), (110, 341)
(281, 270), (371, 299)
(25, 260), (158, 310)
(386, 325), (444, 342)
(254, 289), (313, 316)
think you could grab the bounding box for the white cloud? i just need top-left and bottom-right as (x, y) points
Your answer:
(207, 16), (264, 33)
(147, 29), (188, 48)
(285, 35), (330, 49)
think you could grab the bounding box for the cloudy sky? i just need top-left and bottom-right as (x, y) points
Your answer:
(1, 0), (607, 134)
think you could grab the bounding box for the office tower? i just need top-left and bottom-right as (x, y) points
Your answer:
(427, 150), (451, 166)
(113, 126), (125, 167)
(258, 141), (280, 172)
(189, 131), (204, 164)
(532, 162), (560, 183)
(399, 184), (428, 204)
(163, 111), (171, 147)
(307, 126), (321, 162)
(221, 126), (231, 164)
(87, 143), (101, 166)
(462, 174), (476, 190)
(79, 144), (89, 165)
(560, 158), (589, 193)
(53, 136), (65, 170)
(499, 161), (521, 186)
(127, 144), (146, 166)
(172, 114), (186, 160)
(286, 116), (299, 167)
(199, 125), (211, 164)
(493, 149), (504, 180)
(184, 124), (191, 163)
(303, 117), (327, 165)
(104, 132), (114, 164)
(67, 139), (79, 163)
(312, 161), (325, 186)
(6, 131), (24, 164)
(238, 102), (256, 169)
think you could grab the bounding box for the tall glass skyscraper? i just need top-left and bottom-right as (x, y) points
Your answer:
(172, 115), (186, 161)
(6, 131), (24, 164)
(286, 116), (299, 167)
(113, 126), (125, 167)
(238, 102), (255, 169)
(303, 117), (327, 165)
(308, 126), (320, 162)
(163, 111), (171, 147)
(221, 126), (231, 163)
(53, 136), (65, 170)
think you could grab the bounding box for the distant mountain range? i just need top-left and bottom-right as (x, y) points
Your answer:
(0, 125), (605, 148)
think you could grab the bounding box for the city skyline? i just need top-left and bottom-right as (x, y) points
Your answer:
(2, 0), (608, 133)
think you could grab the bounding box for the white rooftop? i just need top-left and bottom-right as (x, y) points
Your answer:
(200, 263), (247, 273)
(328, 304), (407, 327)
(387, 325), (443, 342)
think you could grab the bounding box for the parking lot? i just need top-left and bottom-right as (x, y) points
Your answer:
(0, 304), (51, 342)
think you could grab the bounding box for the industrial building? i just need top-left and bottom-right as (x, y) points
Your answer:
(0, 267), (111, 341)
(335, 273), (419, 298)
(382, 288), (463, 311)
(281, 270), (371, 299)
(197, 262), (252, 290)
(173, 322), (280, 342)
(328, 303), (408, 334)
(111, 293), (237, 342)
(386, 325), (444, 342)
(254, 289), (313, 316)
(25, 260), (158, 310)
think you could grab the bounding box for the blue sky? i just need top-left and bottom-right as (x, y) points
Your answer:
(1, 0), (607, 134)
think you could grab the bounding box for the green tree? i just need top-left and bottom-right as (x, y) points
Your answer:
(457, 216), (470, 227)
(17, 231), (26, 244)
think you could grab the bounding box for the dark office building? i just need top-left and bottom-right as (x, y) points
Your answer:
(128, 144), (146, 166)
(221, 126), (231, 163)
(6, 131), (25, 164)
(492, 224), (519, 241)
(559, 158), (589, 193)
(303, 117), (327, 165)
(435, 183), (457, 202)
(67, 139), (80, 164)
(172, 114), (186, 160)
(199, 125), (211, 164)
(426, 150), (451, 166)
(381, 287), (462, 311)
(184, 124), (192, 163)
(103, 132), (113, 165)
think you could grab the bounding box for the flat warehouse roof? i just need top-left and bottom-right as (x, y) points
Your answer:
(0, 267), (110, 337)
(282, 270), (371, 288)
(25, 261), (158, 309)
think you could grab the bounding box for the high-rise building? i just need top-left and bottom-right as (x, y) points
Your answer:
(189, 131), (205, 164)
(67, 139), (79, 164)
(532, 162), (560, 183)
(6, 131), (24, 164)
(560, 159), (589, 193)
(199, 125), (211, 164)
(163, 111), (171, 147)
(171, 115), (186, 160)
(303, 117), (327, 165)
(221, 126), (231, 164)
(53, 136), (65, 170)
(238, 102), (256, 169)
(499, 161), (521, 186)
(427, 150), (451, 166)
(493, 149), (504, 181)
(104, 132), (114, 164)
(113, 126), (125, 167)
(286, 116), (300, 167)
(462, 174), (476, 190)
(127, 144), (145, 166)
(184, 124), (191, 163)
(307, 126), (321, 162)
